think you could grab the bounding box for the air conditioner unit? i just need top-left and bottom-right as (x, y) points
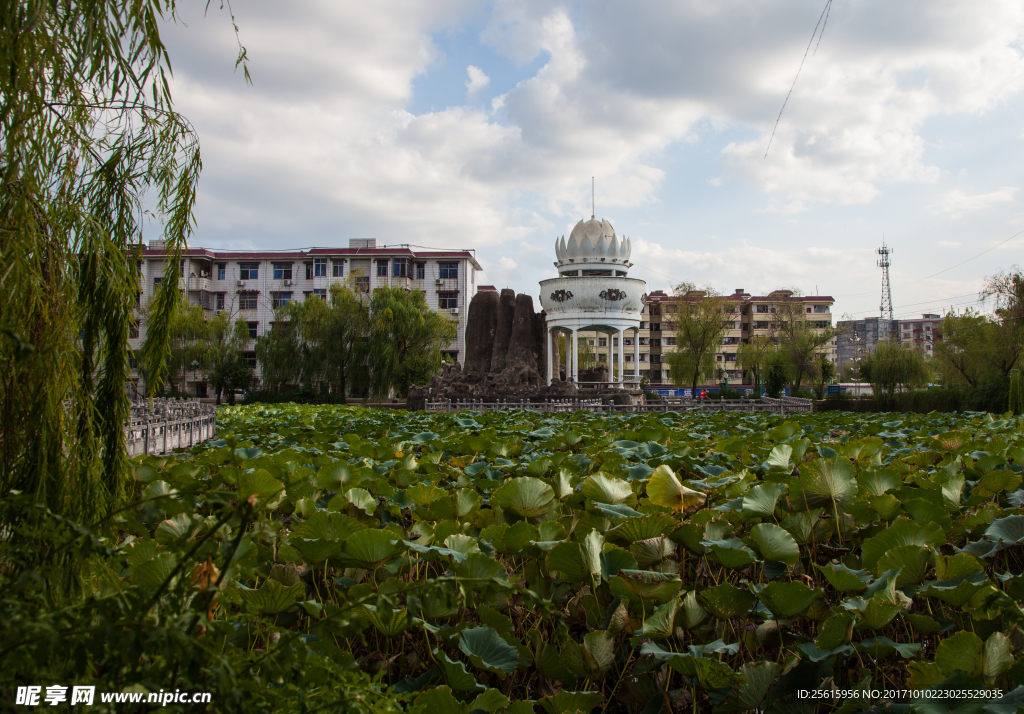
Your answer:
(282, 279), (291, 286)
(449, 308), (459, 315)
(236, 280), (246, 287)
(435, 279), (444, 285)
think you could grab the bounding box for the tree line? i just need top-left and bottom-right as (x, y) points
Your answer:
(143, 283), (458, 403)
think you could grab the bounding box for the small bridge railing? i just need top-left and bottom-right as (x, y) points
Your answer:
(423, 396), (814, 415)
(126, 398), (217, 456)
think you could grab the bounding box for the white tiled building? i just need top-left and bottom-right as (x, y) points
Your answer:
(132, 239), (483, 392)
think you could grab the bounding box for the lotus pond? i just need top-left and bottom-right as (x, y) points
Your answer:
(130, 406), (1024, 711)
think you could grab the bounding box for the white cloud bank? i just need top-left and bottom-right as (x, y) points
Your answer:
(930, 187), (1017, 219)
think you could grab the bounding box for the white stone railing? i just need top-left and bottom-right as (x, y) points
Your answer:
(126, 398), (217, 456)
(424, 396), (814, 414)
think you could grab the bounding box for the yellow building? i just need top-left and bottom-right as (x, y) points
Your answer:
(581, 288), (835, 391)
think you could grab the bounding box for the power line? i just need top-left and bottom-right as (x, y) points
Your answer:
(765, 0), (833, 158)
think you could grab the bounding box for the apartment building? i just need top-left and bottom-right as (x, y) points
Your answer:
(132, 239), (482, 392)
(593, 288), (835, 389)
(836, 317), (898, 370)
(897, 314), (943, 358)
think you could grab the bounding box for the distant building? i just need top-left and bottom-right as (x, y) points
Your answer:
(836, 317), (897, 370)
(582, 288), (835, 389)
(132, 239), (482, 394)
(897, 314), (943, 359)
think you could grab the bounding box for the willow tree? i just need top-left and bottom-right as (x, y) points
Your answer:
(665, 284), (736, 395)
(0, 2), (237, 518)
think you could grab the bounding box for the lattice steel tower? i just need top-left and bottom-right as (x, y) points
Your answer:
(877, 241), (893, 321)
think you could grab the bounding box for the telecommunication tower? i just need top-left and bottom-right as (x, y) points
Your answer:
(877, 241), (893, 322)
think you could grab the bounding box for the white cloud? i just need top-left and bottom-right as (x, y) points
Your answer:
(707, 177), (723, 187)
(465, 65), (490, 98)
(938, 240), (961, 247)
(930, 187), (1017, 219)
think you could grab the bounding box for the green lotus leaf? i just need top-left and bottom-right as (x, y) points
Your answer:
(936, 631), (985, 678)
(698, 582), (757, 620)
(156, 513), (197, 544)
(315, 462), (358, 490)
(702, 538), (758, 568)
(608, 570), (682, 603)
(797, 458), (857, 512)
(562, 630), (615, 680)
(490, 477), (556, 519)
(132, 552), (177, 591)
(339, 528), (405, 569)
(868, 494), (903, 520)
(290, 511), (366, 541)
(581, 473), (635, 505)
(983, 686), (1024, 714)
(237, 468), (284, 501)
(693, 657), (745, 689)
(411, 685), (462, 713)
(765, 444), (793, 471)
(240, 579), (305, 615)
(797, 642), (855, 662)
(433, 651), (485, 693)
(817, 563), (872, 592)
(629, 536), (674, 567)
(469, 689), (510, 712)
(985, 515), (1024, 545)
(856, 636), (921, 659)
(608, 514), (679, 544)
(459, 626), (519, 677)
(860, 517), (945, 571)
(876, 544), (933, 586)
(546, 533), (602, 584)
(537, 691), (605, 714)
(816, 612), (854, 650)
(599, 548), (637, 579)
(592, 502), (644, 519)
(843, 595), (903, 631)
(741, 482), (786, 521)
(757, 581), (822, 617)
(344, 487), (377, 516)
(975, 469), (1021, 496)
(642, 599), (681, 639)
(858, 468), (901, 497)
(361, 603), (409, 636)
(747, 523), (800, 565)
(680, 590), (711, 630)
(290, 538), (341, 563)
(647, 465), (706, 513)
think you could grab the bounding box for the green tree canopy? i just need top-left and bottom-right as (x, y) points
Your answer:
(665, 284), (736, 394)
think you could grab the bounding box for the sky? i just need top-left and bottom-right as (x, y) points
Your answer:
(157, 0), (1024, 322)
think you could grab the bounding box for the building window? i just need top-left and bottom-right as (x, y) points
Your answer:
(216, 293), (225, 310)
(813, 320), (831, 329)
(153, 276), (163, 287)
(598, 337), (607, 347)
(664, 337), (677, 345)
(217, 263), (226, 280)
(439, 262), (458, 279)
(312, 288), (327, 300)
(624, 338), (633, 346)
(725, 353), (737, 362)
(243, 351), (257, 368)
(651, 323), (661, 332)
(239, 292), (258, 310)
(814, 305), (828, 313)
(129, 323), (139, 339)
(332, 259), (344, 277)
(239, 263), (259, 280)
(416, 262), (425, 279)
(314, 257), (327, 277)
(377, 260), (389, 277)
(247, 322), (258, 339)
(650, 354), (662, 363)
(355, 276), (370, 293)
(273, 263), (292, 280)
(756, 305), (768, 313)
(626, 355), (633, 362)
(598, 353), (607, 361)
(392, 257), (408, 277)
(754, 321), (769, 329)
(639, 337), (648, 346)
(272, 292), (292, 309)
(438, 292), (458, 309)
(639, 354), (647, 362)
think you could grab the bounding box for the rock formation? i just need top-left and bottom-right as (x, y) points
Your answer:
(405, 289), (640, 411)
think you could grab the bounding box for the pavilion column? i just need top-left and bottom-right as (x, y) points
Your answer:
(571, 328), (579, 384)
(546, 328), (553, 386)
(617, 328), (625, 387)
(633, 327), (640, 386)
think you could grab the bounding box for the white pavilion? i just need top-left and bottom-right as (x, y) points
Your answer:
(539, 216), (647, 387)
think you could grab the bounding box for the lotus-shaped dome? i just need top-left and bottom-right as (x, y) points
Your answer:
(554, 217), (632, 270)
